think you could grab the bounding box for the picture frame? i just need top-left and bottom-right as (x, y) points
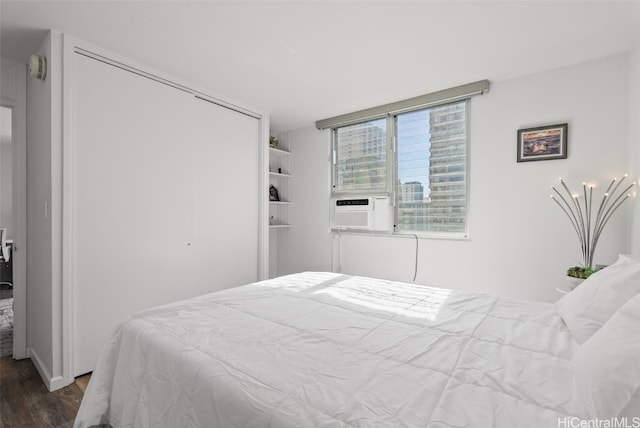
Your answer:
(517, 123), (568, 162)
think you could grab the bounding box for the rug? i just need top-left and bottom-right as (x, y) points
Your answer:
(0, 298), (13, 357)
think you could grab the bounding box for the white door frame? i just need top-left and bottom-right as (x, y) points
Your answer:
(1, 57), (28, 359)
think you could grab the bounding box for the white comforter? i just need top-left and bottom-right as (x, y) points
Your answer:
(74, 272), (586, 427)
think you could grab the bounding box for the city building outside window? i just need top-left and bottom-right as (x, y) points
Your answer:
(333, 118), (387, 193)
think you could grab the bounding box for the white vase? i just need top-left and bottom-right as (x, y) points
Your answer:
(566, 276), (585, 290)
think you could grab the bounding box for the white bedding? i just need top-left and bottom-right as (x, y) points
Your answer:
(74, 272), (586, 427)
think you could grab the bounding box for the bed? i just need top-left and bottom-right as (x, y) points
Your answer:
(74, 262), (640, 428)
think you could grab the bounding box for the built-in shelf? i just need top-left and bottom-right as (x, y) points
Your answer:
(269, 147), (291, 157)
(269, 172), (291, 178)
(269, 134), (292, 279)
(269, 224), (291, 229)
(268, 139), (291, 232)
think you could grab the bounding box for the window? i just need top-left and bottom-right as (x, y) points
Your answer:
(333, 119), (387, 193)
(331, 99), (469, 237)
(396, 100), (468, 234)
(321, 80), (487, 238)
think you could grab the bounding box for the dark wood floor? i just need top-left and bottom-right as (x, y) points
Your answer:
(0, 356), (91, 428)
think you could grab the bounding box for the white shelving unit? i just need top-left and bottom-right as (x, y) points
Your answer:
(269, 144), (292, 229)
(268, 138), (292, 279)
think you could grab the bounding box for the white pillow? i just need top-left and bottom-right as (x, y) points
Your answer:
(555, 254), (640, 344)
(571, 292), (640, 419)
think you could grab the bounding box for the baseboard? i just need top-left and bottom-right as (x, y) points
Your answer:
(27, 346), (67, 392)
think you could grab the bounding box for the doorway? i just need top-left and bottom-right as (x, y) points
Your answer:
(1, 106), (14, 356)
(1, 57), (27, 360)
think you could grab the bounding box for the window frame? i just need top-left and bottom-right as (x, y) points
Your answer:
(321, 81), (487, 239)
(392, 99), (471, 239)
(331, 115), (394, 197)
(330, 100), (471, 239)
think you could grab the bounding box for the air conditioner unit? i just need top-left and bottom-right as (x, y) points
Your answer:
(330, 196), (391, 232)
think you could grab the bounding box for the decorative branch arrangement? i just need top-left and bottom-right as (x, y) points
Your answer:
(550, 175), (635, 273)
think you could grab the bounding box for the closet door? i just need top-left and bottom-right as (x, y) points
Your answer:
(72, 52), (259, 375)
(189, 98), (259, 291)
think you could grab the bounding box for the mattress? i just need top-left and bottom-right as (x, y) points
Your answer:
(74, 272), (586, 427)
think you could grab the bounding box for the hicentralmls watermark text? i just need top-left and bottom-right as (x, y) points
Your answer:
(558, 417), (640, 428)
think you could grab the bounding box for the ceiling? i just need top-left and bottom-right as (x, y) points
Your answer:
(2, 1), (639, 131)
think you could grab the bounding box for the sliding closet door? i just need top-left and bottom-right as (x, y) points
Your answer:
(72, 52), (260, 375)
(189, 98), (259, 290)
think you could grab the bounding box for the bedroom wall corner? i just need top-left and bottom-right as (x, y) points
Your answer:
(25, 29), (66, 391)
(275, 127), (333, 276)
(628, 42), (640, 259)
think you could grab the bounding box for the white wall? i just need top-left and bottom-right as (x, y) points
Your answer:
(629, 44), (640, 258)
(25, 30), (65, 390)
(280, 54), (634, 303)
(276, 127), (333, 275)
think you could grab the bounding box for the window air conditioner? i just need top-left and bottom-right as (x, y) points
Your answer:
(330, 196), (391, 232)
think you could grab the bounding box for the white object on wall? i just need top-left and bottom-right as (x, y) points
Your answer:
(29, 55), (47, 80)
(330, 196), (391, 232)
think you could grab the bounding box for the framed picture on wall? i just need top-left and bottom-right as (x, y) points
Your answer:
(517, 123), (568, 162)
